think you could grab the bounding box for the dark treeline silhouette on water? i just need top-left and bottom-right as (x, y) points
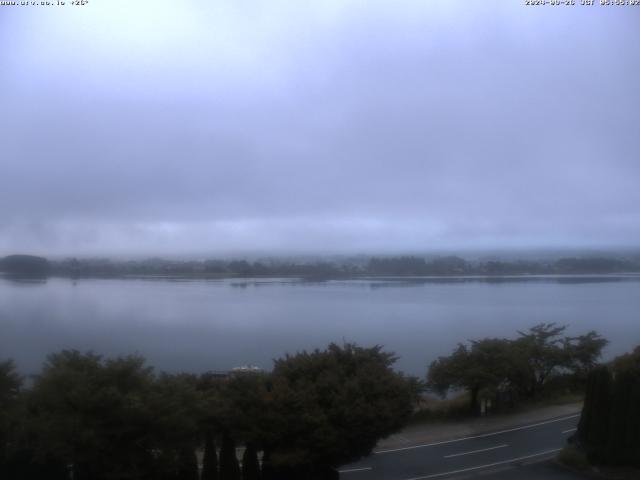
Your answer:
(2, 254), (639, 279)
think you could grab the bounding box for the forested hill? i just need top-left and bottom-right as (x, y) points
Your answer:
(3, 254), (638, 278)
(0, 255), (50, 276)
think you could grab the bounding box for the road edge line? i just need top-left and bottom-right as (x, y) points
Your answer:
(375, 414), (579, 454)
(403, 448), (563, 480)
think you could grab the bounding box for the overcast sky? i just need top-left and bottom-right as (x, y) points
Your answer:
(1, 1), (639, 257)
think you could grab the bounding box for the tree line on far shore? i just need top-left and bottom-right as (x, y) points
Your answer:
(0, 344), (416, 480)
(2, 253), (639, 278)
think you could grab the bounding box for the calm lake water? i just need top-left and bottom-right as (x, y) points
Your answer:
(1, 275), (639, 376)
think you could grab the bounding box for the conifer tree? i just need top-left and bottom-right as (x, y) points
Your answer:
(607, 368), (640, 466)
(577, 346), (640, 467)
(259, 449), (274, 480)
(219, 433), (241, 480)
(201, 432), (219, 480)
(177, 447), (199, 480)
(577, 365), (611, 462)
(241, 443), (260, 480)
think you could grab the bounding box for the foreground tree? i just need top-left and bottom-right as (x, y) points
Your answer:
(427, 339), (513, 413)
(563, 331), (610, 381)
(241, 443), (261, 480)
(577, 346), (640, 467)
(148, 372), (203, 477)
(27, 351), (160, 479)
(427, 324), (608, 413)
(511, 323), (569, 397)
(3, 343), (417, 479)
(576, 366), (612, 462)
(262, 343), (414, 479)
(513, 324), (608, 397)
(19, 352), (212, 480)
(201, 432), (219, 480)
(176, 447), (199, 480)
(219, 433), (241, 480)
(0, 360), (22, 473)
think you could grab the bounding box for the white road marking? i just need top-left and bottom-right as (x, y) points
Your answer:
(338, 467), (373, 474)
(403, 448), (563, 480)
(375, 414), (579, 454)
(562, 428), (577, 434)
(443, 443), (508, 459)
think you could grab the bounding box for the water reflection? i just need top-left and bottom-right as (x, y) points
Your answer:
(1, 275), (639, 377)
(0, 274), (49, 285)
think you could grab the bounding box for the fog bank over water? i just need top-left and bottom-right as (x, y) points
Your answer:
(1, 1), (639, 256)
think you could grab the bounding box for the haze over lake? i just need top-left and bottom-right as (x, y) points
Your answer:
(2, 275), (639, 376)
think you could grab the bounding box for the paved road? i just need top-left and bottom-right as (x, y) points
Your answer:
(339, 414), (580, 480)
(464, 460), (587, 479)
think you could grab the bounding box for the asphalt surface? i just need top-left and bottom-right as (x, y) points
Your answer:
(465, 460), (588, 479)
(339, 414), (581, 480)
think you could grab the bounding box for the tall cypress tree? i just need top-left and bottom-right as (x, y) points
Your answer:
(577, 365), (611, 462)
(201, 432), (218, 480)
(577, 347), (640, 467)
(610, 346), (640, 467)
(607, 369), (638, 465)
(219, 433), (241, 480)
(176, 447), (199, 480)
(241, 443), (260, 480)
(626, 376), (640, 467)
(259, 449), (274, 480)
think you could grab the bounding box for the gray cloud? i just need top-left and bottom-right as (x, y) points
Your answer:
(1, 1), (639, 255)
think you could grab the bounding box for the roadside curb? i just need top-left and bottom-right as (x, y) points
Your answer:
(553, 458), (605, 480)
(554, 458), (640, 480)
(376, 404), (583, 452)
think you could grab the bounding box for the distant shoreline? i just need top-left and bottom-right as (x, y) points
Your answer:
(2, 253), (640, 280)
(3, 272), (640, 282)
